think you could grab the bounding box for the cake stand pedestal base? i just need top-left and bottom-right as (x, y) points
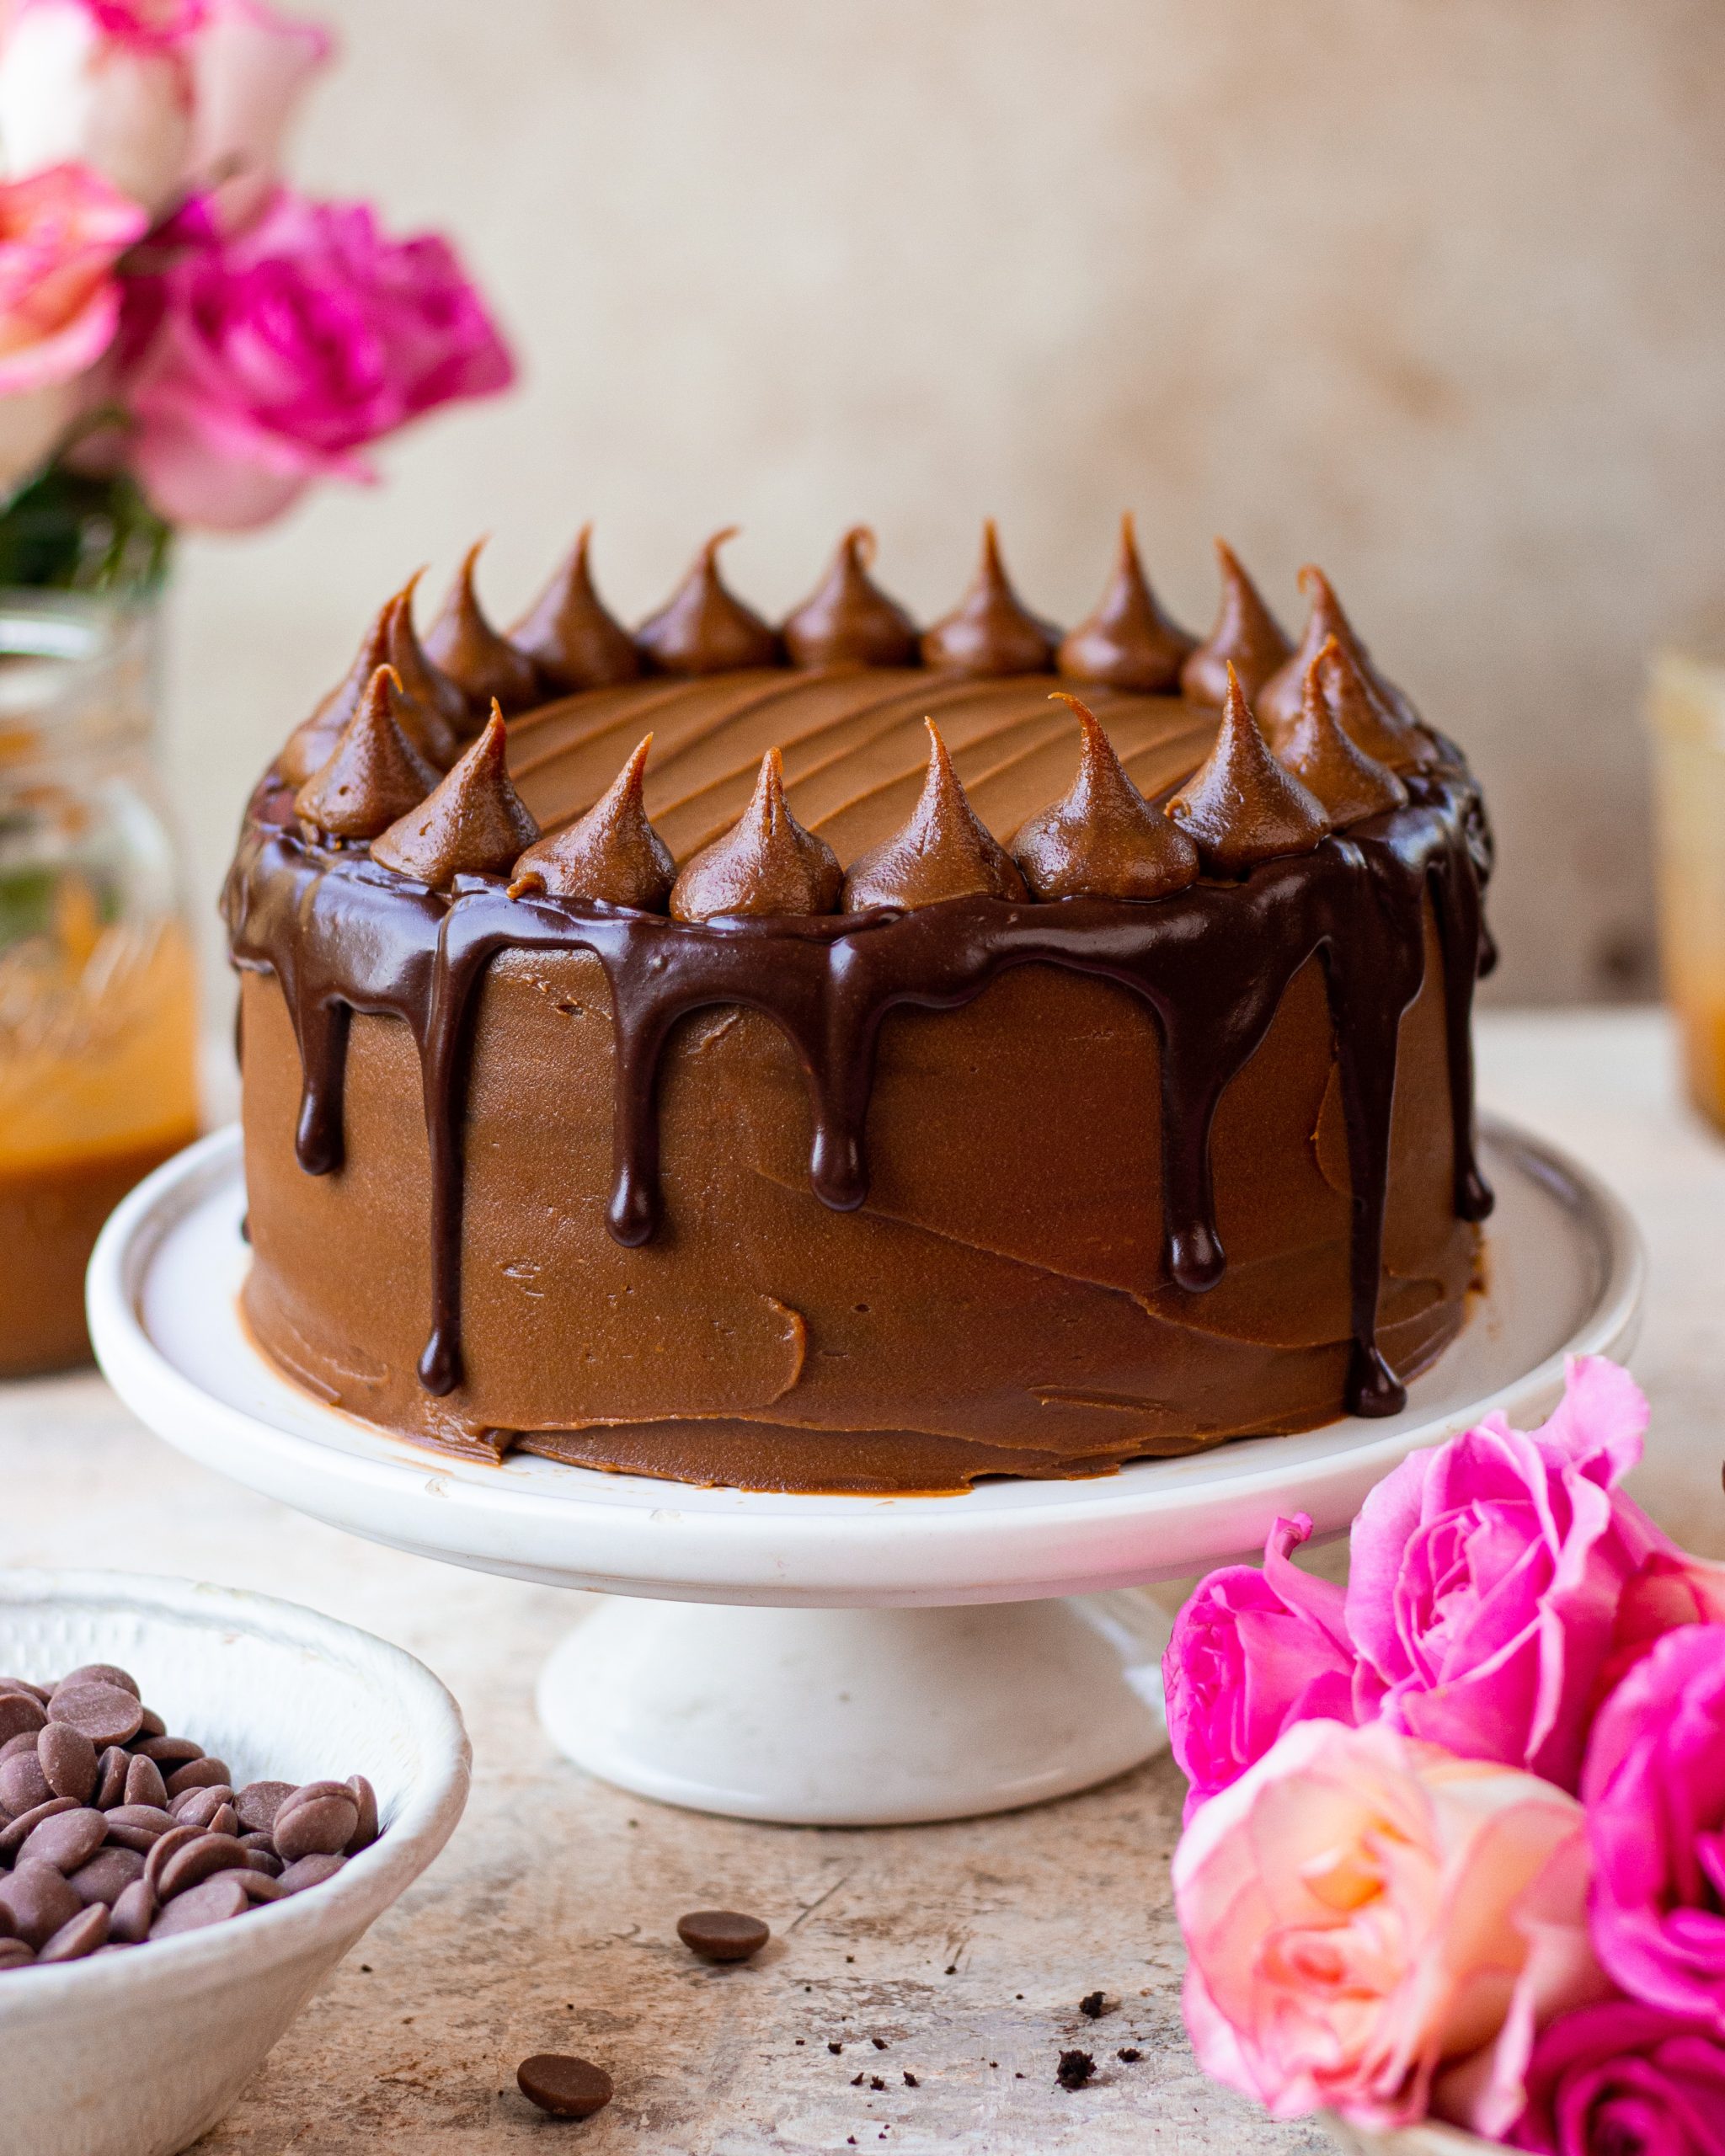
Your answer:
(536, 1593), (1170, 1824)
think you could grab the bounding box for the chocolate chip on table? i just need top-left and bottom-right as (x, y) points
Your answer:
(1079, 1990), (1107, 2019)
(676, 1909), (771, 1963)
(1056, 2049), (1096, 2091)
(1116, 2047), (1142, 2063)
(516, 2054), (614, 2119)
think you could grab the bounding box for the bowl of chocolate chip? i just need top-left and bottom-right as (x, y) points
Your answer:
(0, 1571), (469, 2156)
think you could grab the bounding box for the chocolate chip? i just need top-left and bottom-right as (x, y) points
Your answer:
(1056, 2050), (1096, 2091)
(0, 1694), (46, 1745)
(57, 1664), (140, 1701)
(516, 2055), (613, 2119)
(46, 1684), (142, 1748)
(148, 1872), (251, 1937)
(676, 1909), (770, 1963)
(236, 1870), (289, 1903)
(277, 1853), (345, 1894)
(156, 1833), (250, 1902)
(0, 1861), (83, 1949)
(234, 1780), (294, 1834)
(122, 1753), (168, 1811)
(828, 2042), (843, 2055)
(171, 1785), (235, 1829)
(38, 1723), (98, 1804)
(163, 1758), (230, 1798)
(38, 1903), (109, 1962)
(872, 2036), (888, 2049)
(133, 1736), (202, 1767)
(1116, 2047), (1142, 2063)
(1079, 1991), (1107, 2019)
(0, 1748), (51, 1817)
(134, 1707), (167, 1739)
(69, 1846), (145, 1908)
(0, 1677), (49, 1705)
(0, 1731), (40, 1762)
(273, 1792), (359, 1862)
(108, 1879), (154, 1944)
(101, 1805), (176, 1852)
(903, 2072), (919, 2087)
(345, 1774), (380, 1854)
(142, 1825), (204, 1894)
(19, 1806), (108, 1874)
(0, 1939), (34, 1972)
(869, 2075), (885, 2091)
(93, 1748), (130, 1810)
(0, 1796), (77, 1857)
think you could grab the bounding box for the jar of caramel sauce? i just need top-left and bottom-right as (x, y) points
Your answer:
(0, 595), (199, 1376)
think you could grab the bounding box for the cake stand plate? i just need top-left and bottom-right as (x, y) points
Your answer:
(88, 1120), (1641, 1824)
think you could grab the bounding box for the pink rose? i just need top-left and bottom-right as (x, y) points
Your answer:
(1508, 2001), (1725, 2156)
(1165, 1513), (1374, 1823)
(1345, 1356), (1670, 1792)
(0, 162), (147, 491)
(1173, 1718), (1602, 2132)
(116, 187), (515, 526)
(1583, 1624), (1725, 2035)
(0, 0), (328, 226)
(1599, 1550), (1725, 1700)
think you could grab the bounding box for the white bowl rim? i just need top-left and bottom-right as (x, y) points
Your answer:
(0, 1568), (471, 2005)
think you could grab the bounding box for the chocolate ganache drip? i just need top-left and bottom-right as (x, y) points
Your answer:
(1314, 633), (1434, 773)
(1057, 514), (1194, 693)
(1012, 693), (1200, 900)
(385, 574), (467, 760)
(781, 527), (918, 669)
(670, 748), (841, 921)
(1276, 658), (1408, 827)
(370, 707), (539, 885)
(920, 521), (1059, 676)
(1180, 540), (1294, 706)
(424, 542), (541, 721)
(1258, 565), (1419, 740)
(279, 595), (396, 786)
(1167, 665), (1331, 873)
(843, 719), (1027, 909)
(294, 667), (438, 840)
(511, 735), (673, 910)
(510, 525), (643, 694)
(637, 529), (782, 675)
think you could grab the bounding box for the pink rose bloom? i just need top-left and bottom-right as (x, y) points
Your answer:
(1165, 1513), (1375, 1823)
(0, 162), (147, 492)
(0, 0), (327, 224)
(1599, 1549), (1725, 1700)
(1509, 2001), (1725, 2156)
(116, 188), (515, 527)
(1345, 1357), (1670, 1792)
(1173, 1717), (1603, 2132)
(1583, 1624), (1725, 2035)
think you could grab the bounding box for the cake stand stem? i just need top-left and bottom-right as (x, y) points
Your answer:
(534, 1591), (1171, 1826)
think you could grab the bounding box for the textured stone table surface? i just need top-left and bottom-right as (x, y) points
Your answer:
(2, 1008), (1719, 2154)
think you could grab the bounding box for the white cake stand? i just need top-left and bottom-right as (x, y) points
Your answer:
(87, 1120), (1641, 1826)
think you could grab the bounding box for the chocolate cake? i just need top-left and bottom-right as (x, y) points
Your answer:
(225, 519), (1494, 1493)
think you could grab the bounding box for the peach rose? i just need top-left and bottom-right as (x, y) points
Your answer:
(1173, 1718), (1605, 2132)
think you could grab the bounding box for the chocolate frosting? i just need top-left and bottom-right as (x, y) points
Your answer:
(781, 527), (918, 669)
(843, 718), (1028, 910)
(1167, 666), (1332, 874)
(279, 597), (395, 786)
(510, 526), (643, 694)
(1313, 634), (1434, 772)
(1276, 659), (1409, 827)
(1056, 514), (1194, 693)
(669, 748), (841, 921)
(1180, 540), (1294, 706)
(1258, 565), (1419, 739)
(920, 522), (1059, 676)
(637, 529), (782, 675)
(294, 666), (438, 840)
(1011, 693), (1201, 900)
(511, 735), (673, 910)
(370, 707), (539, 885)
(385, 574), (468, 756)
(424, 543), (541, 719)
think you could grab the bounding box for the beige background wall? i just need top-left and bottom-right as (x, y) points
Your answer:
(165, 0), (1725, 1006)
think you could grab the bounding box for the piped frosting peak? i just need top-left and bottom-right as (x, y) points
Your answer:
(280, 596), (395, 785)
(637, 528), (781, 675)
(1012, 693), (1200, 900)
(294, 667), (438, 840)
(842, 718), (1027, 910)
(1276, 657), (1408, 827)
(1167, 665), (1332, 874)
(920, 521), (1058, 677)
(1057, 514), (1194, 694)
(669, 748), (841, 921)
(385, 574), (467, 757)
(511, 526), (643, 693)
(1180, 540), (1294, 706)
(424, 542), (540, 719)
(510, 735), (674, 910)
(781, 526), (918, 669)
(370, 707), (540, 886)
(1315, 633), (1433, 771)
(1258, 564), (1419, 741)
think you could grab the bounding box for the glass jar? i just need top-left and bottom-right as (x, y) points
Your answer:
(1648, 634), (1725, 1136)
(0, 591), (199, 1376)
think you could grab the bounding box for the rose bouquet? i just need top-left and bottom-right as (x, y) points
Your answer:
(0, 0), (513, 588)
(1165, 1357), (1725, 2155)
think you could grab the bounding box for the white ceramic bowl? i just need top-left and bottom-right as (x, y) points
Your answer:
(0, 1571), (470, 2156)
(1324, 2117), (1496, 2153)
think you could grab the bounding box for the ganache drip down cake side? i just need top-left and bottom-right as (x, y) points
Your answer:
(225, 518), (1495, 1494)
